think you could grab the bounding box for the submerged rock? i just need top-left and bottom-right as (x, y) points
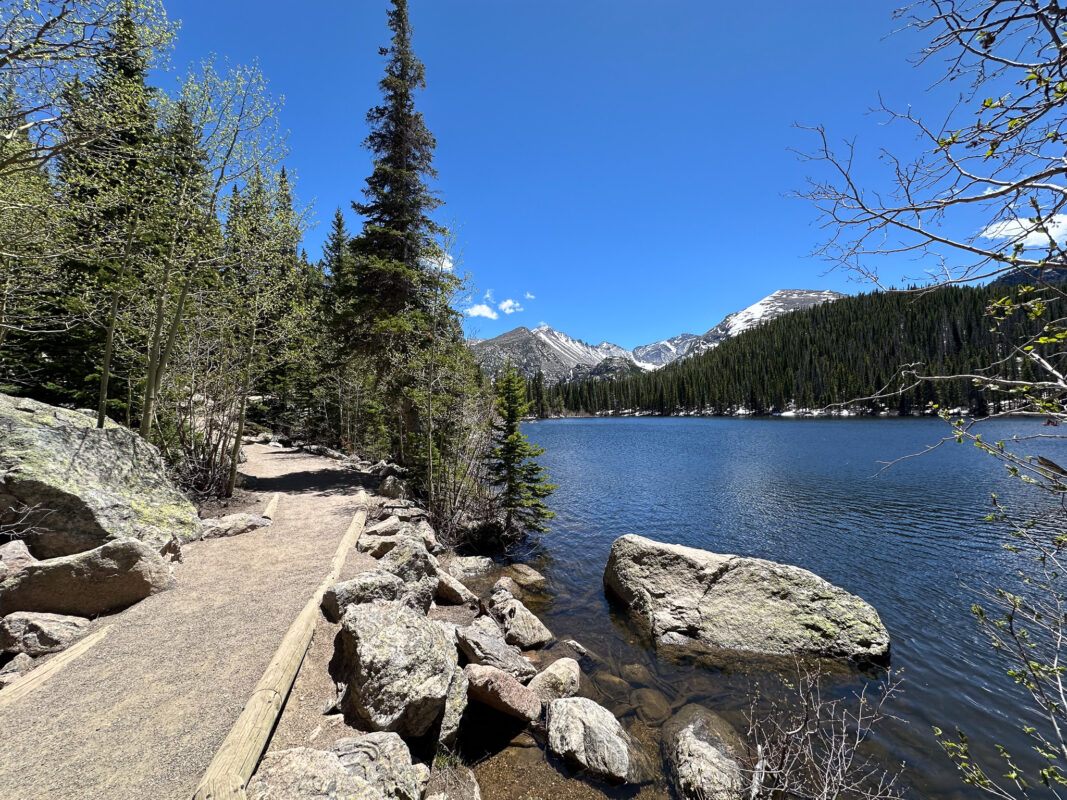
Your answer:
(337, 600), (458, 738)
(661, 704), (744, 800)
(604, 534), (889, 663)
(0, 538), (173, 616)
(0, 393), (200, 558)
(528, 657), (581, 704)
(502, 563), (546, 588)
(546, 697), (654, 784)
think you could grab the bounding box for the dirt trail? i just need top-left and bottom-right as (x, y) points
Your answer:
(0, 443), (374, 800)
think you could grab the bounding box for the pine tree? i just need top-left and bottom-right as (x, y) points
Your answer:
(488, 365), (556, 535)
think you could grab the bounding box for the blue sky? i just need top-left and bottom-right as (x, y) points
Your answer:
(156, 1), (949, 349)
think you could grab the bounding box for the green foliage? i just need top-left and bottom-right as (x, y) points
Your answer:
(487, 365), (556, 536)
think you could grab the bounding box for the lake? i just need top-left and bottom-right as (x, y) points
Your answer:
(508, 416), (1064, 799)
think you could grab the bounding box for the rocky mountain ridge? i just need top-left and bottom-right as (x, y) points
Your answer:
(470, 289), (845, 383)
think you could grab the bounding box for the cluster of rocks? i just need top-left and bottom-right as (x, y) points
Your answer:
(252, 505), (767, 800)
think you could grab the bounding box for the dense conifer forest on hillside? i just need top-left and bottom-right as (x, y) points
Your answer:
(549, 284), (1063, 417)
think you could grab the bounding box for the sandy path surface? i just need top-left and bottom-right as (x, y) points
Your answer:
(0, 443), (374, 800)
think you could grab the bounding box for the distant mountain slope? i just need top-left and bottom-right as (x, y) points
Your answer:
(554, 284), (1061, 416)
(470, 289), (844, 383)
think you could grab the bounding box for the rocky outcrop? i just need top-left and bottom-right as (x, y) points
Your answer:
(464, 663), (541, 721)
(485, 588), (552, 649)
(198, 513), (271, 540)
(321, 571), (405, 623)
(0, 611), (90, 656)
(455, 617), (536, 682)
(661, 705), (744, 800)
(337, 601), (458, 738)
(0, 393), (200, 558)
(528, 657), (581, 704)
(546, 697), (654, 784)
(333, 733), (422, 800)
(604, 534), (889, 663)
(0, 538), (172, 616)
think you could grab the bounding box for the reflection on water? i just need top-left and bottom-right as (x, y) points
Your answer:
(483, 416), (1064, 800)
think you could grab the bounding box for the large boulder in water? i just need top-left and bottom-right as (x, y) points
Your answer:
(337, 600), (458, 738)
(0, 393), (200, 558)
(604, 534), (889, 664)
(0, 538), (173, 616)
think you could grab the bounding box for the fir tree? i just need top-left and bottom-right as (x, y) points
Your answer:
(488, 365), (557, 535)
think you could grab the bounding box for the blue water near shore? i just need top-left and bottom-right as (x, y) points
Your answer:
(516, 416), (1064, 799)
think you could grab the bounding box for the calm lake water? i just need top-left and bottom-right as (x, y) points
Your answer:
(510, 416), (1065, 799)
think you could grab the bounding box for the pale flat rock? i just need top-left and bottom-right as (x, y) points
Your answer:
(338, 601), (458, 737)
(436, 571), (477, 606)
(321, 571), (405, 622)
(604, 534), (890, 663)
(0, 611), (90, 656)
(0, 540), (36, 577)
(198, 513), (271, 540)
(447, 555), (493, 578)
(0, 538), (173, 616)
(364, 516), (403, 537)
(546, 697), (654, 784)
(464, 663), (541, 721)
(528, 657), (581, 704)
(661, 705), (744, 800)
(502, 563), (546, 587)
(0, 392), (200, 558)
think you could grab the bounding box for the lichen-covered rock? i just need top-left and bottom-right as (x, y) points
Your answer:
(0, 611), (90, 656)
(378, 475), (409, 500)
(246, 747), (377, 799)
(661, 705), (744, 800)
(0, 393), (200, 558)
(546, 697), (654, 784)
(321, 571), (405, 622)
(364, 516), (403, 538)
(198, 513), (271, 540)
(465, 663), (542, 721)
(338, 601), (458, 738)
(0, 652), (34, 676)
(485, 588), (552, 649)
(604, 534), (889, 664)
(378, 538), (439, 613)
(438, 667), (468, 748)
(528, 657), (581, 704)
(447, 555), (493, 579)
(0, 540), (36, 578)
(0, 538), (172, 616)
(492, 576), (524, 599)
(424, 765), (482, 800)
(333, 732), (421, 800)
(456, 618), (536, 682)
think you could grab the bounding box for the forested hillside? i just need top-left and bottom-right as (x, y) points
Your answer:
(551, 285), (1060, 416)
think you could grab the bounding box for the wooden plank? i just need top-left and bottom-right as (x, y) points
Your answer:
(192, 490), (369, 800)
(0, 625), (112, 711)
(262, 493), (281, 521)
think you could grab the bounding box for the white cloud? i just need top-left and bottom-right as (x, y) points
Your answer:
(499, 298), (523, 314)
(483, 289), (495, 302)
(524, 292), (536, 300)
(466, 303), (498, 320)
(420, 253), (454, 272)
(980, 214), (1067, 247)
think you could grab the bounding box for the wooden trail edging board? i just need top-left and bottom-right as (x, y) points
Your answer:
(261, 493), (281, 521)
(0, 626), (112, 712)
(192, 489), (369, 800)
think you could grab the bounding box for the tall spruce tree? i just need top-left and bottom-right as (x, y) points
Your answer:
(488, 365), (556, 535)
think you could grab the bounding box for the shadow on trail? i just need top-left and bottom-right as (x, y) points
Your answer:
(244, 465), (378, 497)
